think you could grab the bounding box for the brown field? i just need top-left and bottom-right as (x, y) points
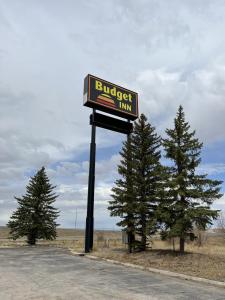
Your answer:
(1, 227), (225, 282)
(92, 234), (225, 282)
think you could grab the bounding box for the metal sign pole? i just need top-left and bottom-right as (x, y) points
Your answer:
(126, 119), (133, 253)
(85, 109), (96, 253)
(83, 74), (138, 253)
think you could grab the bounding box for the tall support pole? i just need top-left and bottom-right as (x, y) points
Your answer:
(127, 119), (134, 253)
(85, 110), (96, 253)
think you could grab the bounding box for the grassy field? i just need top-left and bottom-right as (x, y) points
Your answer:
(93, 234), (225, 282)
(1, 227), (225, 282)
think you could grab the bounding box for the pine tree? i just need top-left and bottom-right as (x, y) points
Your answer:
(132, 114), (162, 251)
(160, 106), (223, 253)
(8, 167), (60, 245)
(108, 135), (136, 253)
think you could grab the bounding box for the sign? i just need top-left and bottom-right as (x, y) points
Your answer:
(90, 112), (133, 134)
(83, 74), (138, 120)
(83, 74), (138, 252)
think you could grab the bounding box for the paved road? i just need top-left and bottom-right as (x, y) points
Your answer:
(0, 247), (224, 300)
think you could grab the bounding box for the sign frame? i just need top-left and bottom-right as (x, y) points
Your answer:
(90, 112), (133, 135)
(83, 74), (138, 120)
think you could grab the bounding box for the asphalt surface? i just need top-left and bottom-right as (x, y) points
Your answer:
(0, 247), (224, 300)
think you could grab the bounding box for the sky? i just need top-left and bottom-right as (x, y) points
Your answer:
(0, 0), (225, 229)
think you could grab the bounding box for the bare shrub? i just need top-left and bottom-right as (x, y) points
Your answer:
(96, 232), (105, 243)
(194, 229), (208, 247)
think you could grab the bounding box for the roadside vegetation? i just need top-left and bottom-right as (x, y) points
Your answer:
(2, 105), (224, 282)
(7, 167), (59, 245)
(109, 106), (223, 253)
(92, 231), (225, 282)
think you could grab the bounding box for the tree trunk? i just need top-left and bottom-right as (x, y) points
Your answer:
(128, 232), (134, 253)
(141, 235), (146, 251)
(128, 232), (132, 253)
(140, 213), (146, 251)
(141, 225), (146, 251)
(179, 237), (185, 254)
(27, 231), (36, 245)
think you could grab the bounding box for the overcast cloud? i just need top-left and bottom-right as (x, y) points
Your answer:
(0, 0), (225, 228)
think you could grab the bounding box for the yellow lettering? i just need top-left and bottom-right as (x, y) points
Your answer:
(121, 103), (127, 110)
(111, 87), (116, 96)
(123, 94), (128, 101)
(103, 86), (110, 94)
(126, 104), (132, 111)
(117, 91), (123, 101)
(119, 102), (132, 111)
(95, 80), (103, 91)
(95, 80), (133, 106)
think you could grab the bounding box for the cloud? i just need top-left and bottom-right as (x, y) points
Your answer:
(0, 152), (121, 227)
(1, 0), (225, 227)
(135, 65), (225, 143)
(197, 164), (225, 176)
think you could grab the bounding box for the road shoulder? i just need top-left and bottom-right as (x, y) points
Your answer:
(69, 249), (225, 289)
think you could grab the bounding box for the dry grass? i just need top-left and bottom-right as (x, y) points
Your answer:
(1, 227), (225, 282)
(0, 227), (85, 249)
(0, 226), (10, 239)
(92, 234), (225, 282)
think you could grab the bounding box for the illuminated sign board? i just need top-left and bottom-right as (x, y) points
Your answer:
(83, 74), (138, 120)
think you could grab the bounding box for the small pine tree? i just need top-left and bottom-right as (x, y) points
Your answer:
(160, 106), (223, 253)
(108, 135), (136, 253)
(8, 167), (60, 245)
(132, 114), (162, 251)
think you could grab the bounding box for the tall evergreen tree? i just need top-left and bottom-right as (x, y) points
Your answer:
(108, 135), (136, 253)
(8, 167), (60, 245)
(160, 106), (223, 253)
(132, 114), (162, 251)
